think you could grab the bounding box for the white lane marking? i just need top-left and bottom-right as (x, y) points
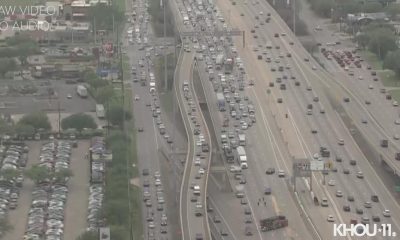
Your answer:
(334, 112), (400, 230)
(287, 109), (352, 240)
(208, 196), (239, 240)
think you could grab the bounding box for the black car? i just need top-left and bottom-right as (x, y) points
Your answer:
(266, 168), (275, 175)
(356, 208), (363, 214)
(142, 168), (149, 176)
(372, 216), (381, 222)
(347, 195), (355, 202)
(343, 205), (351, 212)
(195, 233), (203, 240)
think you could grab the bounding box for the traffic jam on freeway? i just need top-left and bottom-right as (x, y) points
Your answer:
(129, 0), (400, 239)
(2, 0), (400, 240)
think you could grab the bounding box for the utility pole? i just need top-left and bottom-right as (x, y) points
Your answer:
(94, 17), (97, 45)
(163, 0), (168, 91)
(293, 0), (296, 36)
(58, 101), (61, 135)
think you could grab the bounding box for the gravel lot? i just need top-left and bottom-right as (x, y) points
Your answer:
(0, 80), (95, 115)
(63, 140), (90, 240)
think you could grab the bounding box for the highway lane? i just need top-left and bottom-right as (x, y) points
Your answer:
(253, 0), (400, 231)
(212, 2), (347, 239)
(190, 60), (213, 240)
(244, 0), (400, 233)
(168, 0), (213, 238)
(261, 4), (400, 175)
(184, 4), (316, 238)
(214, 0), (400, 237)
(196, 57), (315, 239)
(173, 1), (316, 238)
(175, 51), (212, 240)
(123, 0), (179, 238)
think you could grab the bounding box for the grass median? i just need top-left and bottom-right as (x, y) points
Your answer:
(101, 85), (143, 240)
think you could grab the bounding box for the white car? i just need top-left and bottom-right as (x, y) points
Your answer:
(328, 180), (335, 186)
(327, 215), (335, 222)
(335, 190), (343, 197)
(198, 168), (205, 175)
(368, 85), (373, 89)
(383, 209), (391, 217)
(135, 95), (140, 101)
(67, 94), (72, 99)
(278, 170), (285, 177)
(393, 101), (398, 106)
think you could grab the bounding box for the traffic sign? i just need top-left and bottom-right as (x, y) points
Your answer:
(310, 160), (324, 171)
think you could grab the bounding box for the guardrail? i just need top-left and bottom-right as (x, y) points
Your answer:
(191, 61), (212, 240)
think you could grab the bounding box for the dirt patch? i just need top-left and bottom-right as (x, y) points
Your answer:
(130, 177), (141, 187)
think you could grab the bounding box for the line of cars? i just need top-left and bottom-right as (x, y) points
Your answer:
(0, 144), (28, 238)
(142, 169), (169, 240)
(127, 0), (149, 45)
(182, 2), (269, 237)
(24, 141), (72, 240)
(87, 138), (107, 232)
(0, 144), (27, 211)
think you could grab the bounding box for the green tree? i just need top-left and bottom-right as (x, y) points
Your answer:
(61, 113), (97, 131)
(384, 49), (400, 76)
(15, 123), (35, 137)
(0, 118), (14, 135)
(88, 3), (124, 31)
(0, 58), (17, 76)
(367, 28), (397, 59)
(0, 169), (19, 181)
(53, 169), (73, 184)
(0, 218), (13, 235)
(18, 112), (51, 131)
(355, 33), (370, 49)
(95, 85), (115, 104)
(109, 225), (129, 240)
(309, 0), (334, 17)
(362, 2), (383, 13)
(25, 165), (51, 184)
(76, 231), (98, 240)
(385, 3), (400, 19)
(106, 105), (132, 127)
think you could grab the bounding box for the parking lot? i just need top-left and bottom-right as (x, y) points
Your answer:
(0, 79), (95, 115)
(3, 140), (90, 240)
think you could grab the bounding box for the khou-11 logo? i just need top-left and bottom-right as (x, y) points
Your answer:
(333, 224), (397, 237)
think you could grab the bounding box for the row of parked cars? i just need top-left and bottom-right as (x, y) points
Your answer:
(0, 144), (28, 238)
(87, 137), (106, 231)
(24, 141), (72, 240)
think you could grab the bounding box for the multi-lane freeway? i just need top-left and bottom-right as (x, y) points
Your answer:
(130, 0), (400, 239)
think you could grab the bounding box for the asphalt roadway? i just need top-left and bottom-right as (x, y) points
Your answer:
(213, 0), (400, 239)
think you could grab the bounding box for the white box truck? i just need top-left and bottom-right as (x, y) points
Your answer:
(237, 146), (248, 169)
(76, 85), (88, 98)
(96, 104), (105, 119)
(216, 92), (225, 111)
